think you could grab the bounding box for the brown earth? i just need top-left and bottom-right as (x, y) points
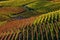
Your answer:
(0, 16), (38, 33)
(0, 7), (26, 15)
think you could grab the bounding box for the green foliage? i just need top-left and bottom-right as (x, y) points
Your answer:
(34, 10), (60, 25)
(0, 0), (60, 40)
(27, 1), (60, 13)
(0, 0), (36, 7)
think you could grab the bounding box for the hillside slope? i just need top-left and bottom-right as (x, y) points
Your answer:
(0, 0), (60, 40)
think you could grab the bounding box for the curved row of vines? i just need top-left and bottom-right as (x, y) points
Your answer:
(0, 10), (60, 40)
(0, 0), (60, 40)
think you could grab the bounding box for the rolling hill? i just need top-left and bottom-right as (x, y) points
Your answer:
(0, 0), (60, 40)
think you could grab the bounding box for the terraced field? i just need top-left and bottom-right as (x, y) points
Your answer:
(0, 0), (60, 40)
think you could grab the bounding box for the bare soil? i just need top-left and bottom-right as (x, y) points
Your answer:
(0, 16), (38, 33)
(0, 7), (26, 15)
